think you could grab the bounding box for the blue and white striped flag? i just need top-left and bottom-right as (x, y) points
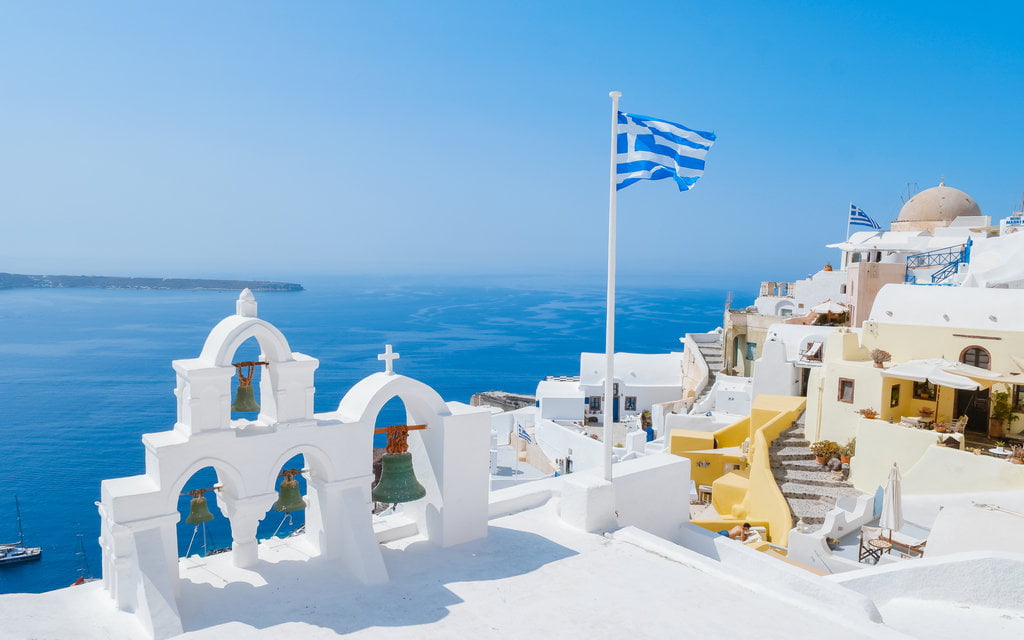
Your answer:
(849, 204), (881, 230)
(616, 111), (716, 192)
(517, 424), (532, 444)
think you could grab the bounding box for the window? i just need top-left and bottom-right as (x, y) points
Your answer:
(746, 342), (757, 361)
(1014, 386), (1024, 413)
(961, 346), (991, 370)
(839, 284), (847, 295)
(625, 396), (637, 411)
(588, 396), (602, 412)
(913, 381), (936, 400)
(890, 384), (900, 408)
(838, 378), (855, 403)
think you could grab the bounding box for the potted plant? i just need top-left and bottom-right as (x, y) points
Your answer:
(858, 407), (879, 420)
(870, 348), (892, 368)
(840, 438), (856, 464)
(810, 440), (840, 465)
(989, 390), (1020, 438)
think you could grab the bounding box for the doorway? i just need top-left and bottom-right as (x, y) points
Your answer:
(954, 388), (989, 434)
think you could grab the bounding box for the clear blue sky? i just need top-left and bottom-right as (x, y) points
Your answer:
(2, 1), (1022, 287)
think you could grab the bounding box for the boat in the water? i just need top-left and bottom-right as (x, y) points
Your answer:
(0, 496), (42, 566)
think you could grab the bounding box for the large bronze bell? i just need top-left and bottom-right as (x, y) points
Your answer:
(372, 452), (426, 504)
(231, 384), (260, 412)
(185, 495), (214, 525)
(273, 477), (306, 513)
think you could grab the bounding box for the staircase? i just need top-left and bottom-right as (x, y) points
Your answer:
(690, 334), (724, 408)
(768, 418), (863, 530)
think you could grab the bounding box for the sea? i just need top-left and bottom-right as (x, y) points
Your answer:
(0, 275), (750, 594)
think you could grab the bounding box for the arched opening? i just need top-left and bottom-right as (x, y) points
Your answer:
(176, 466), (230, 558)
(230, 336), (266, 419)
(259, 453), (308, 540)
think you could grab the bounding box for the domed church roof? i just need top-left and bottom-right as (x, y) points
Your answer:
(897, 182), (981, 223)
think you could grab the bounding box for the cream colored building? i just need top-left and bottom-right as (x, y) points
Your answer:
(805, 284), (1024, 446)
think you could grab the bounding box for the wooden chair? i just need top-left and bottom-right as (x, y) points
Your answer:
(951, 415), (968, 434)
(858, 526), (885, 563)
(885, 531), (927, 558)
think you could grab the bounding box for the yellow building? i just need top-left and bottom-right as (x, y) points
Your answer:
(806, 283), (1024, 447)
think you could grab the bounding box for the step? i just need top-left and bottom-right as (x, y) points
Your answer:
(773, 469), (851, 487)
(770, 451), (817, 463)
(778, 481), (854, 500)
(772, 436), (810, 447)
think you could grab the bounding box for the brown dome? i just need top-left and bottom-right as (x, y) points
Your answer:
(897, 183), (981, 223)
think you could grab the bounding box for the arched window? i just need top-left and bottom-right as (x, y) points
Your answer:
(960, 346), (991, 370)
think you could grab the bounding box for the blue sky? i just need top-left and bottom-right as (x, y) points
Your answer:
(2, 2), (1022, 287)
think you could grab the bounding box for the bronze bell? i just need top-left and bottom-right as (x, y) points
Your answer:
(273, 478), (306, 513)
(372, 452), (426, 504)
(231, 384), (260, 412)
(186, 495), (214, 525)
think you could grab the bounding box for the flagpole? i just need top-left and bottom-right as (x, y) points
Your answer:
(603, 91), (621, 483)
(846, 202), (852, 241)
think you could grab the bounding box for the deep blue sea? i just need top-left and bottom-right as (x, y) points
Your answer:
(0, 276), (748, 594)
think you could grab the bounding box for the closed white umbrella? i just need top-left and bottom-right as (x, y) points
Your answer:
(879, 462), (904, 537)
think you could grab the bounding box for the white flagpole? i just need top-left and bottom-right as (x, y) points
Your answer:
(603, 91), (621, 483)
(846, 202), (852, 241)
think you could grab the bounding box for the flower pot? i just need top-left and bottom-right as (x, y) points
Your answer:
(873, 362), (883, 368)
(815, 455), (825, 465)
(840, 455), (851, 464)
(989, 419), (1005, 439)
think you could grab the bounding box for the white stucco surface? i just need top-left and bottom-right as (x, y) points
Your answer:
(579, 352), (684, 387)
(868, 283), (1024, 331)
(10, 491), (1008, 640)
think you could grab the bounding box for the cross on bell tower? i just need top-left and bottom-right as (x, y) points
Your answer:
(378, 344), (400, 376)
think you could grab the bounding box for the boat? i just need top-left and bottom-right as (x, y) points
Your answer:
(0, 496), (42, 566)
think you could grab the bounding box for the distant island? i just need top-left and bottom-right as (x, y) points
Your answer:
(0, 272), (304, 292)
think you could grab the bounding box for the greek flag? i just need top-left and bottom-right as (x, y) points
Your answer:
(517, 424), (532, 444)
(849, 204), (881, 230)
(616, 111), (715, 191)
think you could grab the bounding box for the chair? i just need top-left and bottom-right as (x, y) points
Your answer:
(858, 526), (886, 563)
(951, 415), (968, 434)
(885, 531), (927, 558)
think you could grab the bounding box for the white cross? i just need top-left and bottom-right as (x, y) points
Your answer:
(378, 344), (400, 375)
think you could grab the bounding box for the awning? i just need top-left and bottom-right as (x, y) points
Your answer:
(881, 358), (1005, 390)
(811, 300), (848, 314)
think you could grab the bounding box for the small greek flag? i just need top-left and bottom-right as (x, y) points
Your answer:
(517, 424), (532, 444)
(616, 111), (715, 192)
(849, 204), (881, 230)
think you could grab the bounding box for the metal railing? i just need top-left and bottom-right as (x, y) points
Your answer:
(904, 243), (968, 285)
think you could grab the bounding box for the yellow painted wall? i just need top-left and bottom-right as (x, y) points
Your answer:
(684, 450), (745, 489)
(668, 430), (714, 454)
(690, 395), (806, 546)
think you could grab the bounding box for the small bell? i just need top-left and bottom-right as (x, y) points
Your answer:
(231, 384), (260, 412)
(372, 452), (426, 504)
(186, 494), (214, 525)
(231, 362), (261, 412)
(273, 475), (306, 513)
